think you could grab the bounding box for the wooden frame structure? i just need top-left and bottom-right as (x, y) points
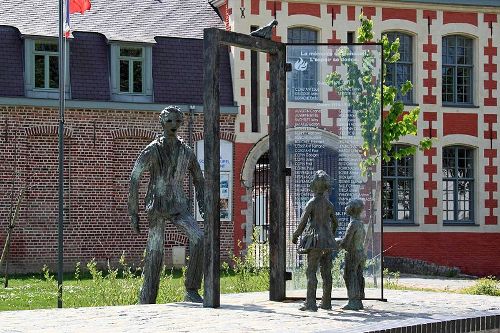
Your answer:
(203, 28), (286, 308)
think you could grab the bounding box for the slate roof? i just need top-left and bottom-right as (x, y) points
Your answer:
(0, 0), (224, 43)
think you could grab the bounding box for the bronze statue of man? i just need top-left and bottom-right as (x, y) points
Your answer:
(128, 106), (205, 304)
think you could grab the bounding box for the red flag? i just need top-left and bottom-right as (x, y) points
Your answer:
(69, 0), (92, 14)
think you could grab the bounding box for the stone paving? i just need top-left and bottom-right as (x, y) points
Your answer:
(397, 274), (478, 291)
(0, 288), (499, 332)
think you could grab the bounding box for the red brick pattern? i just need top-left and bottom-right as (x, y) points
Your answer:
(382, 8), (417, 22)
(384, 232), (500, 276)
(363, 6), (376, 19)
(251, 0), (260, 15)
(422, 34), (437, 105)
(423, 10), (437, 21)
(232, 142), (253, 255)
(347, 6), (356, 21)
(288, 2), (321, 18)
(271, 26), (281, 42)
(423, 112), (437, 224)
(327, 109), (341, 136)
(484, 13), (498, 24)
(443, 11), (478, 26)
(226, 6), (233, 31)
(327, 31), (342, 44)
(484, 114), (498, 225)
(484, 38), (498, 107)
(26, 125), (73, 138)
(0, 105), (236, 273)
(327, 4), (341, 20)
(110, 128), (156, 140)
(266, 1), (281, 17)
(218, 2), (232, 31)
(443, 113), (478, 137)
(327, 33), (341, 101)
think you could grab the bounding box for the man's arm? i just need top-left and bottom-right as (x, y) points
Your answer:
(189, 154), (205, 218)
(128, 145), (152, 233)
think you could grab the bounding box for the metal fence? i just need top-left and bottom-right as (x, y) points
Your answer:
(251, 147), (343, 269)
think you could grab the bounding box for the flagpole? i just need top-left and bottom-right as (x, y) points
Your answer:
(57, 0), (66, 309)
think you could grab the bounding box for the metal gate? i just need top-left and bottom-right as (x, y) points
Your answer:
(252, 152), (270, 267)
(252, 146), (341, 269)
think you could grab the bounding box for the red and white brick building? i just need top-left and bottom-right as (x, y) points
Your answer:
(213, 0), (500, 276)
(0, 0), (237, 273)
(1, 0), (499, 277)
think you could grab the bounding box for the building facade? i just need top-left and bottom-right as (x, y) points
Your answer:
(0, 0), (237, 272)
(212, 0), (500, 276)
(1, 0), (500, 277)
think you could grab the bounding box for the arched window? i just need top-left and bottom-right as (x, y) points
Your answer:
(382, 145), (414, 224)
(385, 32), (413, 104)
(287, 27), (319, 102)
(442, 146), (474, 223)
(442, 35), (473, 105)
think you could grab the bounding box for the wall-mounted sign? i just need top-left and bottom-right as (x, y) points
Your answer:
(195, 140), (233, 221)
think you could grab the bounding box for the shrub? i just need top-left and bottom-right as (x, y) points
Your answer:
(462, 277), (500, 296)
(383, 268), (400, 289)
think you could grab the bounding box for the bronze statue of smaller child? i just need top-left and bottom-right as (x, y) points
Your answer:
(292, 170), (338, 311)
(337, 198), (366, 310)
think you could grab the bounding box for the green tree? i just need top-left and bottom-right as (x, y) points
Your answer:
(325, 14), (432, 287)
(326, 14), (431, 171)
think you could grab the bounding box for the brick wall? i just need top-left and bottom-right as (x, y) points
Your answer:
(232, 142), (254, 255)
(384, 232), (500, 277)
(0, 26), (24, 97)
(224, 1), (500, 276)
(0, 105), (236, 273)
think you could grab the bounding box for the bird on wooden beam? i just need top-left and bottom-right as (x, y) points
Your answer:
(250, 20), (278, 39)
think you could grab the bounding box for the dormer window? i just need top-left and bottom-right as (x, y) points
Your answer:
(34, 41), (59, 89)
(119, 46), (144, 93)
(24, 39), (70, 99)
(111, 44), (152, 102)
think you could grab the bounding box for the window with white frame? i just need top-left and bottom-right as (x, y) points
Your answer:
(24, 39), (70, 99)
(442, 35), (473, 105)
(287, 27), (319, 102)
(110, 44), (152, 102)
(442, 146), (474, 223)
(382, 145), (414, 224)
(385, 32), (413, 104)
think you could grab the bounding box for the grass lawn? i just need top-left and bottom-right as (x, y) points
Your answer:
(0, 264), (270, 311)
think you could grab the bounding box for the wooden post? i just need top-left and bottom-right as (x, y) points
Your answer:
(203, 27), (286, 305)
(268, 44), (286, 301)
(203, 28), (221, 308)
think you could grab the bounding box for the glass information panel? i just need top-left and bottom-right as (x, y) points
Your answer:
(285, 44), (383, 300)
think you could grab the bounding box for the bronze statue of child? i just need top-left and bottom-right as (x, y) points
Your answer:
(337, 198), (366, 310)
(292, 170), (338, 311)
